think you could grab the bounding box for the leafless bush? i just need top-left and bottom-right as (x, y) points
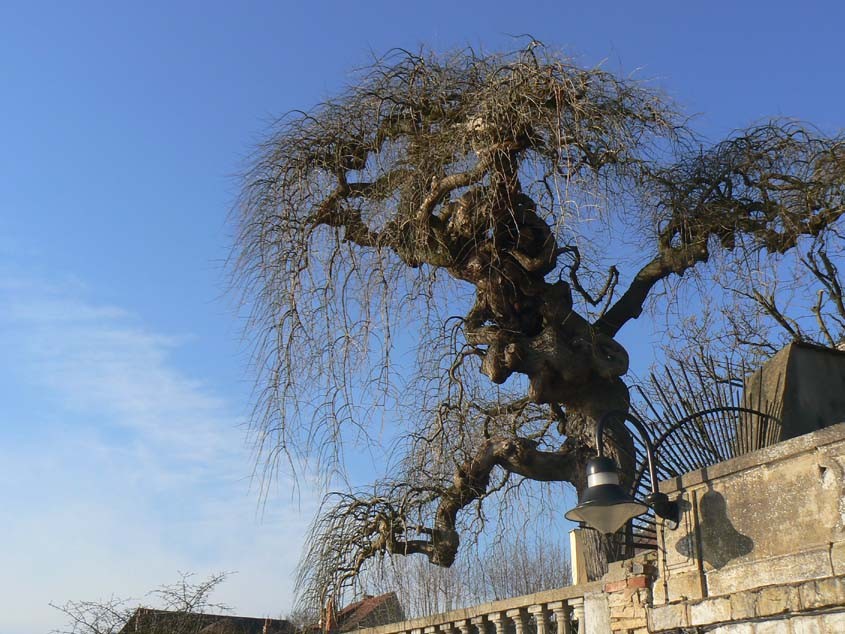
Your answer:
(51, 572), (230, 634)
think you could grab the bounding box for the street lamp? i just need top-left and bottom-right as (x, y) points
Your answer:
(564, 411), (681, 534)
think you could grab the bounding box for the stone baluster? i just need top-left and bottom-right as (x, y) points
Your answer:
(568, 598), (583, 634)
(487, 613), (507, 634)
(547, 601), (572, 634)
(470, 615), (488, 634)
(455, 619), (473, 634)
(505, 608), (527, 634)
(527, 604), (550, 634)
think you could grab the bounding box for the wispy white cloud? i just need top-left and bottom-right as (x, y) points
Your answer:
(0, 274), (318, 634)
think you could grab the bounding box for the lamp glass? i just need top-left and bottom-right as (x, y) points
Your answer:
(565, 496), (648, 534)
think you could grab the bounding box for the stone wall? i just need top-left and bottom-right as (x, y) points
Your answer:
(648, 422), (845, 632)
(597, 556), (655, 634)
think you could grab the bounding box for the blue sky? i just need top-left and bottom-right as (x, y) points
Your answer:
(1, 2), (843, 633)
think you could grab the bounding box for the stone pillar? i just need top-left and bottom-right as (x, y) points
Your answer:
(583, 593), (611, 634)
(527, 605), (550, 634)
(456, 620), (473, 634)
(742, 342), (845, 449)
(569, 529), (589, 586)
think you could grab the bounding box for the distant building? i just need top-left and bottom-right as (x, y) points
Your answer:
(118, 607), (294, 634)
(116, 592), (403, 634)
(332, 592), (404, 632)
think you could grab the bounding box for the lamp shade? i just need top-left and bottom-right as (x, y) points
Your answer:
(564, 457), (648, 534)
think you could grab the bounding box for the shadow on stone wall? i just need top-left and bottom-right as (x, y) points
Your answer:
(675, 489), (754, 569)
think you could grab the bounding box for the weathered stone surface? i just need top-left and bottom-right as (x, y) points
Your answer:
(582, 593), (610, 634)
(608, 616), (644, 631)
(800, 576), (845, 609)
(755, 585), (793, 617)
(689, 597), (731, 626)
(708, 623), (754, 634)
(610, 604), (640, 618)
(705, 541), (833, 596)
(648, 603), (687, 632)
(649, 424), (845, 633)
(604, 580), (627, 593)
(729, 590), (757, 620)
(656, 423), (845, 608)
(660, 570), (706, 603)
(655, 490), (700, 597)
(832, 541), (845, 576)
(744, 342), (845, 442)
(818, 610), (845, 632)
(790, 615), (824, 634)
(661, 423), (845, 494)
(754, 620), (792, 634)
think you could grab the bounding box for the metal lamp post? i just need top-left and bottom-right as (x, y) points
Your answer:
(565, 411), (681, 534)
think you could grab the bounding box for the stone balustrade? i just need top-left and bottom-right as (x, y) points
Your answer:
(353, 581), (603, 634)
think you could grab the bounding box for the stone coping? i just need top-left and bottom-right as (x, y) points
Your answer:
(659, 421), (845, 494)
(352, 581), (604, 634)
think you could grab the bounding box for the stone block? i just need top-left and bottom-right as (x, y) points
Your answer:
(818, 610), (845, 632)
(648, 603), (687, 632)
(790, 615), (823, 634)
(651, 583), (667, 606)
(663, 570), (705, 603)
(832, 541), (845, 576)
(710, 625), (754, 634)
(689, 597), (731, 626)
(799, 579), (818, 609)
(815, 576), (845, 607)
(707, 548), (831, 596)
(755, 585), (792, 617)
(609, 616), (645, 631)
(729, 590), (757, 620)
(610, 604), (641, 619)
(635, 588), (651, 605)
(754, 620), (791, 634)
(583, 593), (611, 634)
(800, 576), (845, 609)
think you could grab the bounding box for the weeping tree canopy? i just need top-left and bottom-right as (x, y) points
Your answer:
(232, 44), (845, 609)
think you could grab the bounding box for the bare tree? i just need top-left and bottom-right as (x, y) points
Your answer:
(231, 43), (845, 609)
(362, 530), (571, 618)
(661, 230), (845, 372)
(51, 572), (230, 634)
